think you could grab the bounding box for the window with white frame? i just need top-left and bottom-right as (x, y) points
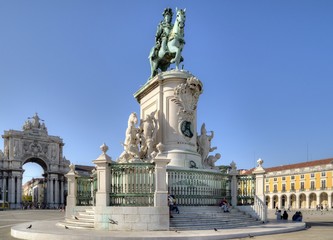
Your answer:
(321, 180), (326, 189)
(300, 182), (305, 190)
(282, 184), (286, 192)
(311, 181), (315, 189)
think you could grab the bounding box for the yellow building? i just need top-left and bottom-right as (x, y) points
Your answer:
(241, 158), (333, 210)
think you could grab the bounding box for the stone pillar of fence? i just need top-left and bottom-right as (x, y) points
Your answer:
(229, 161), (238, 207)
(93, 143), (112, 207)
(253, 158), (266, 201)
(153, 144), (170, 207)
(65, 164), (78, 218)
(252, 158), (267, 222)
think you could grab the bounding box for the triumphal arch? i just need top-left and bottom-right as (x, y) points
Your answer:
(0, 113), (70, 209)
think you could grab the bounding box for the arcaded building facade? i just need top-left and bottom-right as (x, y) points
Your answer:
(242, 158), (333, 210)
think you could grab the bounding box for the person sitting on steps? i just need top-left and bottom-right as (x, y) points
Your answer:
(168, 194), (180, 215)
(219, 198), (230, 213)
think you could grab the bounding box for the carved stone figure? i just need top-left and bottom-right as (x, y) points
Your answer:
(149, 8), (186, 79)
(4, 143), (9, 159)
(51, 144), (57, 160)
(197, 123), (217, 165)
(22, 113), (48, 134)
(118, 113), (141, 162)
(23, 120), (32, 130)
(32, 112), (41, 128)
(0, 150), (4, 160)
(204, 153), (221, 170)
(140, 111), (158, 160)
(13, 141), (20, 158)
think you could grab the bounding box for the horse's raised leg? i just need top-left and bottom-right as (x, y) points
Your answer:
(171, 50), (181, 69)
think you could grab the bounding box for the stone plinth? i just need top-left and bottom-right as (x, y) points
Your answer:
(134, 70), (203, 169)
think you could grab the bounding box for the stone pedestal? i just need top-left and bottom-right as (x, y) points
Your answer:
(65, 165), (78, 218)
(252, 158), (267, 222)
(153, 154), (170, 207)
(134, 70), (203, 168)
(229, 161), (238, 207)
(93, 145), (112, 207)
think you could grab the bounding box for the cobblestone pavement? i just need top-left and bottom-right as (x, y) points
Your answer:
(0, 210), (65, 240)
(249, 210), (333, 240)
(1, 209), (333, 240)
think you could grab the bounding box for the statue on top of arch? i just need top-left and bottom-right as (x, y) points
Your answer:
(23, 113), (48, 134)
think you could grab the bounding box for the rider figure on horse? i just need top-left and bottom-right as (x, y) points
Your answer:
(151, 8), (173, 60)
(149, 8), (186, 79)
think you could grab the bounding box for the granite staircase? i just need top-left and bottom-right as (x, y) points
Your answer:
(57, 208), (94, 230)
(170, 206), (263, 231)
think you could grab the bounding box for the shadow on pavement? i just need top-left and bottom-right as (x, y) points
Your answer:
(306, 222), (333, 227)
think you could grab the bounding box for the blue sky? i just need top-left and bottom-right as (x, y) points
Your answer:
(1, 1), (333, 183)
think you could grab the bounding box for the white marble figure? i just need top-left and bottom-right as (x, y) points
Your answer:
(197, 123), (217, 165)
(118, 112), (141, 162)
(23, 120), (32, 130)
(32, 113), (41, 128)
(22, 113), (47, 133)
(51, 144), (57, 160)
(4, 143), (9, 159)
(13, 141), (19, 158)
(204, 153), (221, 170)
(0, 150), (4, 160)
(140, 111), (158, 160)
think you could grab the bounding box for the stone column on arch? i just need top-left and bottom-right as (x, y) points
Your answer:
(16, 175), (22, 208)
(54, 175), (59, 207)
(60, 177), (64, 205)
(316, 193), (320, 208)
(328, 194), (332, 209)
(1, 173), (7, 207)
(296, 194), (300, 209)
(229, 161), (238, 207)
(270, 195), (275, 209)
(49, 176), (54, 208)
(277, 195), (280, 209)
(305, 193), (310, 209)
(0, 173), (3, 202)
(285, 195), (289, 210)
(9, 175), (16, 208)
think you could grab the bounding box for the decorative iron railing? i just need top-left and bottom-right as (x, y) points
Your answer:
(237, 175), (255, 205)
(167, 169), (230, 206)
(92, 171), (97, 206)
(76, 176), (93, 206)
(110, 163), (155, 206)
